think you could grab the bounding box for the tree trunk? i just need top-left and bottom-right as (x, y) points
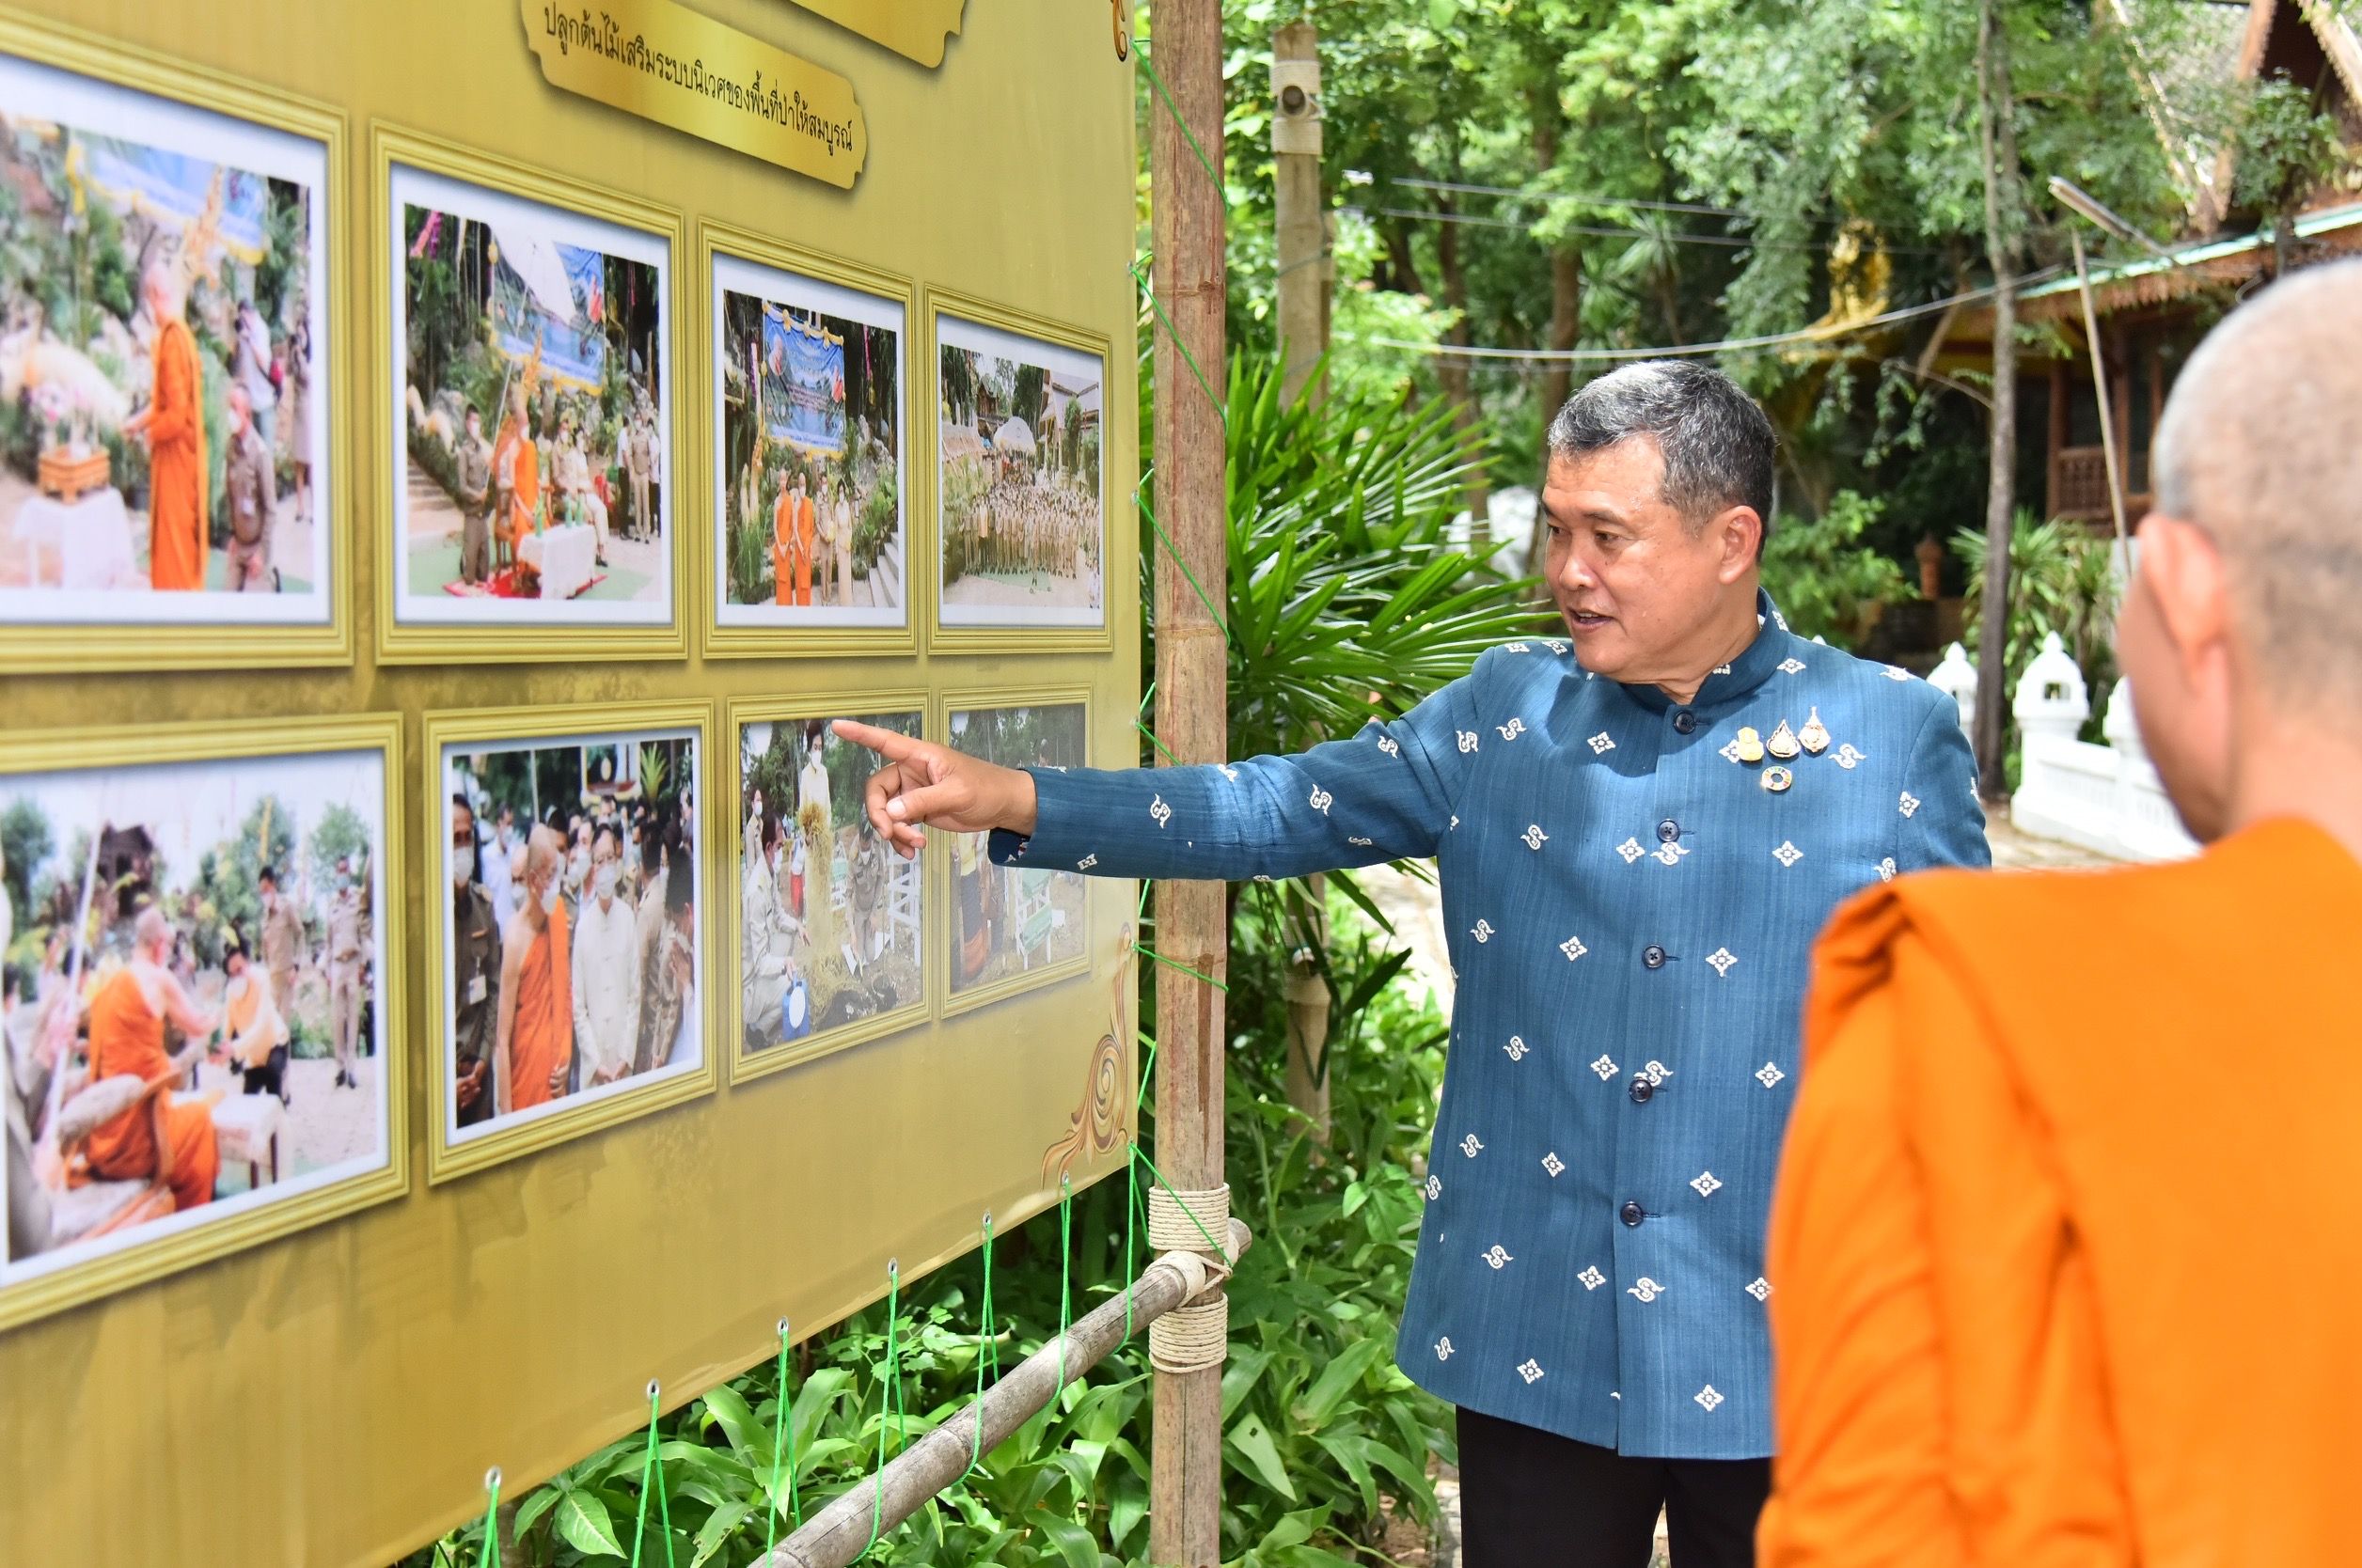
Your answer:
(1435, 195), (1491, 547)
(1974, 0), (2024, 803)
(1536, 246), (1583, 422)
(1148, 0), (1229, 1560)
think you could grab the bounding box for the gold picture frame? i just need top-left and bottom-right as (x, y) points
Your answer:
(418, 698), (717, 1184)
(698, 220), (921, 661)
(0, 9), (354, 676)
(723, 690), (934, 1083)
(371, 124), (689, 665)
(935, 683), (1095, 1019)
(0, 713), (409, 1332)
(923, 286), (1114, 655)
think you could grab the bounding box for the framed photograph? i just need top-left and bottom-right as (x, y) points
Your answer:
(726, 695), (929, 1081)
(375, 126), (685, 663)
(0, 715), (406, 1330)
(422, 701), (714, 1182)
(928, 290), (1110, 651)
(0, 15), (350, 674)
(938, 691), (1092, 1015)
(702, 222), (914, 658)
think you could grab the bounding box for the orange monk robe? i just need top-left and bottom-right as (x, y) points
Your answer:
(508, 900), (573, 1112)
(1758, 818), (2362, 1568)
(772, 487), (795, 607)
(791, 492), (816, 606)
(83, 968), (219, 1213)
(146, 318), (209, 591)
(496, 424), (541, 547)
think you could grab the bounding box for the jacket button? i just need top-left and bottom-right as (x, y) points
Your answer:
(1629, 1075), (1654, 1105)
(1642, 944), (1667, 970)
(1656, 818), (1680, 844)
(1672, 709), (1697, 734)
(1620, 1200), (1646, 1227)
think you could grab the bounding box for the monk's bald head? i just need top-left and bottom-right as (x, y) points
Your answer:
(2151, 260), (2362, 701)
(134, 905), (171, 959)
(526, 822), (563, 881)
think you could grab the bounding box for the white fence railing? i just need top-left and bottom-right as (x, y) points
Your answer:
(1927, 634), (2197, 863)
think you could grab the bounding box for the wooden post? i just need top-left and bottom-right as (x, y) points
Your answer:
(1972, 0), (2023, 804)
(2070, 230), (2131, 554)
(1149, 0), (1228, 1562)
(1272, 22), (1324, 405)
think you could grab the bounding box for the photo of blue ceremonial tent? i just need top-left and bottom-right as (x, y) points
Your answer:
(0, 50), (331, 628)
(712, 249), (906, 630)
(389, 162), (671, 623)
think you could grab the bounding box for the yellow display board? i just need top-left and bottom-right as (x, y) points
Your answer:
(0, 2), (1138, 1562)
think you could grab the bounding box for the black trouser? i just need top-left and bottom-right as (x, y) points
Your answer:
(242, 1045), (289, 1103)
(1457, 1407), (1770, 1568)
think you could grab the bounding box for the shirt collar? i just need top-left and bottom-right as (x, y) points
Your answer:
(1607, 588), (1797, 713)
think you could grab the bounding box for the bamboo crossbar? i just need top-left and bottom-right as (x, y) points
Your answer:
(756, 1218), (1252, 1568)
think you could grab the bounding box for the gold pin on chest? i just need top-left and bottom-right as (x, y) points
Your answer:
(1761, 764), (1794, 793)
(1734, 726), (1766, 764)
(1767, 719), (1801, 760)
(1798, 707), (1831, 756)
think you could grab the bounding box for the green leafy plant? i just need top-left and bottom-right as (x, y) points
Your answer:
(1758, 490), (1916, 650)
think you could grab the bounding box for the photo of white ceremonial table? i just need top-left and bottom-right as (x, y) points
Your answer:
(518, 520), (596, 600)
(11, 488), (137, 589)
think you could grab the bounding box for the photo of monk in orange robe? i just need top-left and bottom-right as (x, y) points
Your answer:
(84, 907), (222, 1212)
(495, 823), (573, 1115)
(122, 260), (209, 593)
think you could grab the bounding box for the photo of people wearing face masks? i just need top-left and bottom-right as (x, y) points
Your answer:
(442, 731), (700, 1139)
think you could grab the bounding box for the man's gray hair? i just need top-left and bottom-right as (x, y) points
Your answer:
(1546, 360), (1777, 541)
(2152, 259), (2362, 696)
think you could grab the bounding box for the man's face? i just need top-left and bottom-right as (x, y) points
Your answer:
(466, 412), (481, 441)
(591, 836), (617, 903)
(452, 804), (476, 890)
(1539, 440), (1753, 686)
(229, 389), (252, 435)
(227, 950), (246, 979)
(260, 880), (276, 906)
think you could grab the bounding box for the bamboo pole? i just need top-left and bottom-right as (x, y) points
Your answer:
(1149, 0), (1230, 1560)
(2070, 230), (2132, 556)
(755, 1222), (1252, 1568)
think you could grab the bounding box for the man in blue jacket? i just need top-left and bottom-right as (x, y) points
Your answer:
(843, 361), (1989, 1567)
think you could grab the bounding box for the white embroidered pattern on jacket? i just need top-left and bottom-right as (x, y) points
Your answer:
(1691, 1170), (1724, 1198)
(1505, 641), (1531, 653)
(1308, 784), (1333, 814)
(1883, 665), (1912, 682)
(1877, 856), (1897, 882)
(1720, 738), (1746, 763)
(1149, 795), (1173, 828)
(1560, 934), (1589, 961)
(1219, 764), (1240, 782)
(1377, 736), (1401, 759)
(1077, 854), (1098, 871)
(1457, 729), (1481, 753)
(1755, 1061), (1786, 1090)
(1497, 717), (1526, 741)
(1772, 840), (1803, 868)
(1543, 1152), (1567, 1177)
(1578, 1263), (1605, 1290)
(1778, 657), (1806, 675)
(1898, 791), (1921, 818)
(1460, 1134), (1484, 1157)
(1482, 1244), (1514, 1270)
(1651, 841), (1687, 867)
(1471, 919), (1495, 944)
(1616, 837), (1646, 865)
(1503, 1035), (1529, 1061)
(1834, 744), (1866, 770)
(1706, 947), (1739, 977)
(1346, 836), (1373, 847)
(1435, 1337), (1455, 1361)
(1590, 1054), (1619, 1081)
(1424, 1174), (1441, 1200)
(1745, 1277), (1772, 1302)
(1696, 1385), (1724, 1411)
(1545, 639), (1568, 654)
(1518, 1358), (1546, 1384)
(1588, 731), (1616, 755)
(1640, 1059), (1671, 1087)
(1523, 823), (1550, 850)
(1628, 1277), (1666, 1303)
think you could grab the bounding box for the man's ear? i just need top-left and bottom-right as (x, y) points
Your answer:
(1715, 505), (1763, 583)
(2141, 516), (2230, 667)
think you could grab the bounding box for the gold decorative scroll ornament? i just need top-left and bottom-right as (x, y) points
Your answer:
(779, 0), (968, 69)
(523, 1), (866, 188)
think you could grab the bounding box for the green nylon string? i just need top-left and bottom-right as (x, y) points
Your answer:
(1130, 1141), (1231, 1257)
(1135, 942), (1230, 993)
(1129, 260), (1229, 422)
(475, 1472), (501, 1568)
(1133, 42), (1224, 194)
(1056, 1177), (1075, 1395)
(864, 1263), (903, 1559)
(1135, 485), (1232, 644)
(967, 1215), (1000, 1477)
(1136, 1037), (1158, 1114)
(627, 1384), (676, 1568)
(764, 1322), (799, 1562)
(1136, 718), (1181, 765)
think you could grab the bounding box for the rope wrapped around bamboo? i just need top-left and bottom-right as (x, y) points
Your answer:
(1146, 1182), (1231, 1253)
(1149, 1294), (1228, 1373)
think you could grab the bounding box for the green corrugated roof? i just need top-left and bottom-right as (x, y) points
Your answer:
(2021, 200), (2362, 300)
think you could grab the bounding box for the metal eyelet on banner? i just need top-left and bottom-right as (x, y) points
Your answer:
(1112, 0), (1131, 59)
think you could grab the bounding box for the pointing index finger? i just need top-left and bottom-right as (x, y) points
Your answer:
(833, 720), (923, 764)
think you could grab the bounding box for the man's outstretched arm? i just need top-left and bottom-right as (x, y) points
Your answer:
(839, 666), (1484, 885)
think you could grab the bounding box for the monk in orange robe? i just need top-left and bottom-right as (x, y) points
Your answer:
(123, 261), (208, 591)
(495, 408), (541, 551)
(771, 467), (797, 607)
(1760, 260), (2362, 1568)
(84, 907), (222, 1212)
(495, 823), (573, 1115)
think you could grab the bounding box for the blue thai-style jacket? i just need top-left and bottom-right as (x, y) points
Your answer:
(993, 593), (1989, 1458)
